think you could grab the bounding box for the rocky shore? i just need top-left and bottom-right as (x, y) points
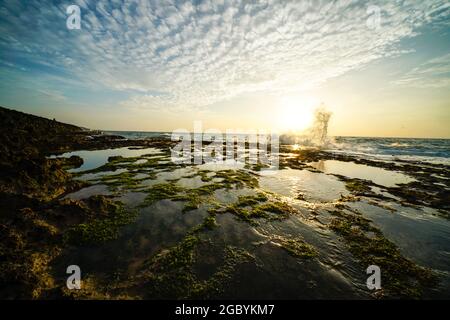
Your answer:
(1, 106), (448, 299)
(0, 106), (168, 298)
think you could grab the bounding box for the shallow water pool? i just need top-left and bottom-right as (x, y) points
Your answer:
(52, 147), (163, 172)
(308, 160), (415, 187)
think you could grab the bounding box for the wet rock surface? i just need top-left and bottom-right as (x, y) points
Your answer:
(1, 106), (449, 299)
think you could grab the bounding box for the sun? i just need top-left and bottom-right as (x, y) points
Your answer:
(277, 95), (317, 133)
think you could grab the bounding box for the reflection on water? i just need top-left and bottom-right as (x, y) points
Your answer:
(308, 160), (415, 187)
(213, 188), (257, 205)
(197, 161), (246, 171)
(155, 167), (195, 181)
(64, 184), (111, 200)
(53, 147), (163, 172)
(74, 168), (128, 181)
(177, 176), (208, 189)
(260, 168), (348, 202)
(55, 200), (207, 277)
(117, 192), (147, 207)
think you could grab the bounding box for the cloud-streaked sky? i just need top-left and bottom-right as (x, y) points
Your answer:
(0, 0), (449, 137)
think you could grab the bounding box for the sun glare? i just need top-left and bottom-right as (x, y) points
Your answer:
(277, 95), (317, 133)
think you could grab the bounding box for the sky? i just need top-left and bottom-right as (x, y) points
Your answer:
(0, 0), (449, 138)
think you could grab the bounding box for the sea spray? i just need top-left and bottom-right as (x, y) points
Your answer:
(280, 105), (333, 148)
(310, 106), (332, 146)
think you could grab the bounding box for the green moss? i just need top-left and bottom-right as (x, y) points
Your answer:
(139, 182), (220, 212)
(139, 233), (200, 298)
(190, 246), (254, 298)
(219, 194), (294, 224)
(329, 209), (437, 298)
(151, 234), (200, 270)
(274, 237), (317, 259)
(345, 180), (371, 194)
(138, 169), (260, 213)
(140, 183), (185, 207)
(184, 170), (214, 182)
(224, 204), (251, 220)
(252, 201), (294, 218)
(133, 208), (255, 299)
(192, 183), (222, 195)
(236, 193), (268, 207)
(202, 170), (259, 189)
(64, 203), (138, 246)
(181, 198), (202, 212)
(80, 152), (174, 175)
(203, 215), (218, 230)
(0, 194), (144, 299)
(182, 169), (259, 194)
(191, 214), (218, 232)
(139, 229), (252, 299)
(100, 171), (140, 190)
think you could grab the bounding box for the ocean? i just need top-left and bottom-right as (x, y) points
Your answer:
(327, 136), (450, 165)
(105, 131), (450, 165)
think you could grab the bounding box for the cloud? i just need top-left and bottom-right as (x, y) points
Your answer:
(392, 53), (450, 88)
(0, 0), (449, 110)
(35, 89), (67, 102)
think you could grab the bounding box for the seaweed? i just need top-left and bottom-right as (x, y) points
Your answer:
(273, 237), (317, 259)
(63, 201), (138, 246)
(345, 179), (372, 194)
(329, 209), (437, 298)
(137, 231), (253, 299)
